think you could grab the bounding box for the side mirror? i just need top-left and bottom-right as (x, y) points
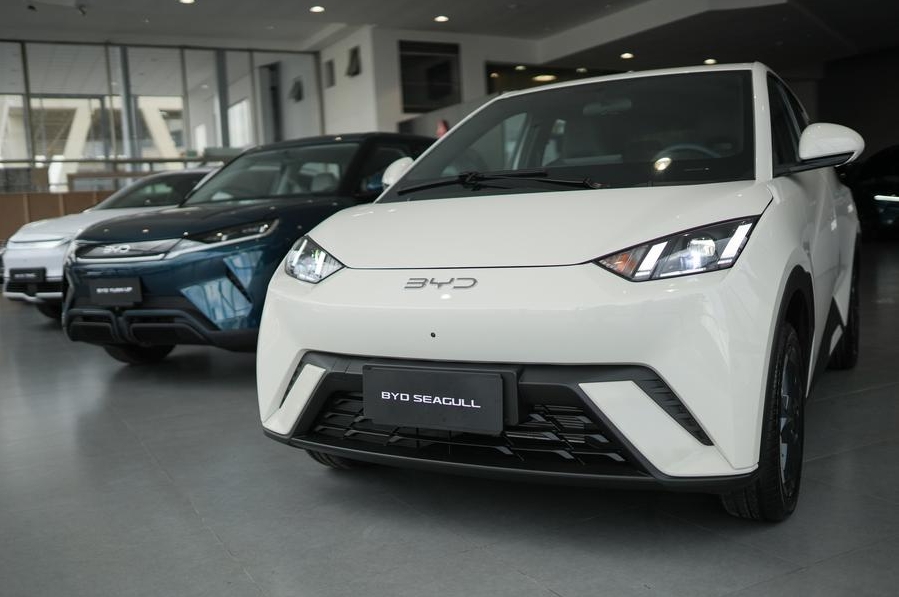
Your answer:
(381, 157), (414, 189)
(798, 123), (865, 166)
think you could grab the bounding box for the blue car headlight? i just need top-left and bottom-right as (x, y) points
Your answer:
(284, 237), (343, 284)
(596, 217), (758, 281)
(167, 219), (278, 258)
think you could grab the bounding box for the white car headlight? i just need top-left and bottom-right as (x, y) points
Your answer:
(8, 237), (70, 249)
(284, 237), (343, 284)
(596, 217), (758, 281)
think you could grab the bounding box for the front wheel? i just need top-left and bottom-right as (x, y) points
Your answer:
(103, 344), (174, 365)
(721, 322), (805, 521)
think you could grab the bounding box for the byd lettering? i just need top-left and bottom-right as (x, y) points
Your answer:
(102, 244), (132, 254)
(404, 277), (477, 290)
(380, 391), (481, 409)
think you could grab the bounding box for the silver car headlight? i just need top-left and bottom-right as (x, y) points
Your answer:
(8, 237), (70, 249)
(284, 237), (343, 284)
(596, 217), (758, 281)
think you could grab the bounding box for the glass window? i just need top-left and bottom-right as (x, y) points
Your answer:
(184, 49), (220, 155)
(26, 43), (115, 190)
(96, 171), (207, 209)
(399, 42), (461, 113)
(383, 71), (754, 202)
(185, 142), (360, 204)
(768, 76), (800, 171)
(0, 42), (28, 161)
(225, 51), (254, 148)
(127, 47), (186, 159)
(783, 85), (810, 131)
(228, 99), (251, 148)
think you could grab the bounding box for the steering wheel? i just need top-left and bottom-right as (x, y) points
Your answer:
(653, 144), (721, 160)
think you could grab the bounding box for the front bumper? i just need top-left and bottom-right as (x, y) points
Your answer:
(264, 352), (755, 492)
(64, 241), (277, 351)
(258, 261), (777, 481)
(2, 244), (68, 304)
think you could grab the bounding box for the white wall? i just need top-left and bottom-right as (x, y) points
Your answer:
(252, 52), (322, 142)
(319, 27), (379, 134)
(371, 28), (538, 132)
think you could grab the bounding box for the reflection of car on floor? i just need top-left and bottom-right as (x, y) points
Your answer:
(2, 169), (212, 319)
(844, 144), (899, 239)
(64, 133), (433, 364)
(257, 63), (863, 522)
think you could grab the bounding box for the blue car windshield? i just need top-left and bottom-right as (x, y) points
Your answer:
(185, 143), (360, 205)
(381, 71), (754, 202)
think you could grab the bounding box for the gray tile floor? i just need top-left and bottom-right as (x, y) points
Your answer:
(2, 243), (899, 597)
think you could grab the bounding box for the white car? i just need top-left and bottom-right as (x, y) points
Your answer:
(256, 63), (863, 521)
(2, 169), (211, 318)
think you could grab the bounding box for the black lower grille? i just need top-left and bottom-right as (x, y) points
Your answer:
(5, 280), (63, 295)
(304, 391), (647, 477)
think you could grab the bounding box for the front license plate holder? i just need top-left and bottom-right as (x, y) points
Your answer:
(88, 277), (142, 307)
(363, 366), (504, 435)
(9, 268), (46, 283)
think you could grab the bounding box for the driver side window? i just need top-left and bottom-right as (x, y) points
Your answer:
(768, 76), (801, 172)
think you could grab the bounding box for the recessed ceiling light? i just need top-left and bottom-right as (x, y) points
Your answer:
(514, 65), (526, 71)
(532, 74), (557, 82)
(434, 15), (449, 22)
(266, 25), (275, 30)
(576, 67), (588, 74)
(489, 72), (500, 79)
(703, 58), (717, 65)
(310, 5), (325, 13)
(179, 0), (195, 4)
(620, 52), (634, 59)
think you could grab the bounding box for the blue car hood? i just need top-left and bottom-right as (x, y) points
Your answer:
(76, 196), (345, 243)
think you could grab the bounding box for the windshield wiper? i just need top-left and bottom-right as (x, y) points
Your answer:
(396, 169), (604, 195)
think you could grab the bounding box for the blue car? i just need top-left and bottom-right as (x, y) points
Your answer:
(64, 133), (433, 364)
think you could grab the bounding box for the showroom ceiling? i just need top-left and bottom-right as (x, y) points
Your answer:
(3, 0), (646, 44)
(2, 0), (898, 75)
(551, 0), (899, 72)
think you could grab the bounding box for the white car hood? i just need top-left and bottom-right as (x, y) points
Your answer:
(9, 207), (164, 243)
(311, 181), (772, 269)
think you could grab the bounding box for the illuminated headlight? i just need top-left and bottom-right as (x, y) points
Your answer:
(596, 217), (758, 281)
(167, 220), (278, 257)
(284, 237), (343, 284)
(197, 220), (276, 243)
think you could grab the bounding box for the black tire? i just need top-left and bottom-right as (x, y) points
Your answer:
(36, 303), (62, 320)
(103, 344), (175, 365)
(721, 322), (805, 521)
(306, 449), (370, 470)
(829, 257), (860, 370)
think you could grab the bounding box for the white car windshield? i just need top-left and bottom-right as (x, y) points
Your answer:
(382, 71), (754, 201)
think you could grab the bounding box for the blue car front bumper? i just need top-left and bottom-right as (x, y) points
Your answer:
(64, 240), (280, 351)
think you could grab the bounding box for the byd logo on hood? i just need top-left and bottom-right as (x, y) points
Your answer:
(404, 277), (477, 290)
